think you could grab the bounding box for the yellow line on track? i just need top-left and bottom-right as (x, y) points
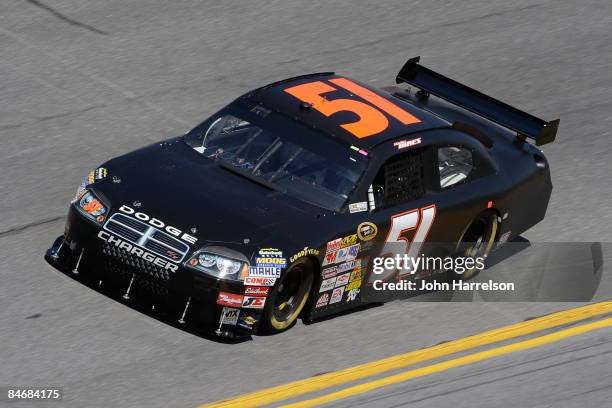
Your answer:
(199, 301), (612, 408)
(282, 317), (612, 408)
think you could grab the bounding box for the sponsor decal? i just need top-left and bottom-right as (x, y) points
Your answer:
(97, 231), (178, 272)
(322, 250), (338, 266)
(118, 205), (197, 244)
(255, 257), (287, 268)
(393, 137), (422, 150)
(349, 201), (368, 213)
(336, 243), (360, 263)
(338, 260), (356, 273)
(237, 312), (260, 330)
(258, 248), (283, 257)
(335, 273), (350, 287)
(290, 246), (320, 263)
(249, 266), (281, 278)
(166, 249), (181, 261)
(217, 291), (243, 307)
(357, 222), (378, 241)
(341, 234), (358, 248)
(322, 266), (338, 279)
(319, 277), (336, 293)
(326, 238), (342, 252)
(346, 278), (361, 291)
(336, 247), (349, 263)
(244, 276), (276, 286)
(347, 244), (360, 259)
(88, 167), (108, 184)
(242, 296), (266, 309)
(326, 234), (358, 255)
(219, 307), (239, 326)
(346, 288), (360, 302)
(330, 287), (345, 304)
(359, 240), (375, 252)
(244, 286), (270, 297)
(349, 267), (363, 282)
(315, 293), (330, 308)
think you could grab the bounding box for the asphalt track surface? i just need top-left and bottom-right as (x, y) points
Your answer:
(1, 0), (611, 407)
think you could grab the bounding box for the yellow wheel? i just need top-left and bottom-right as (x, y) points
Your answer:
(454, 211), (498, 280)
(262, 258), (314, 333)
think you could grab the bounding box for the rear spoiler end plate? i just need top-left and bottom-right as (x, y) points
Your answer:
(396, 57), (559, 146)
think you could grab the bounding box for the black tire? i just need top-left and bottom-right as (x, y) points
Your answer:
(260, 258), (314, 333)
(453, 211), (498, 280)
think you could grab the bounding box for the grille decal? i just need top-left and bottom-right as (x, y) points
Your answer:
(104, 213), (189, 263)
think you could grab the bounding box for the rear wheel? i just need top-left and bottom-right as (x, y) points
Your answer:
(454, 211), (498, 280)
(261, 258), (314, 333)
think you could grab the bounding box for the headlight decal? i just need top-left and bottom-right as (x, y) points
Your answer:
(73, 167), (107, 203)
(76, 190), (108, 224)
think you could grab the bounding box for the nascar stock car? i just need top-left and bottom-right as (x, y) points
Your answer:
(45, 57), (559, 338)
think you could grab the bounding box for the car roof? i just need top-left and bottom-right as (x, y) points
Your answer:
(242, 73), (449, 150)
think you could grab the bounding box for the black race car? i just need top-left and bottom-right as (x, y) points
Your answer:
(46, 57), (559, 337)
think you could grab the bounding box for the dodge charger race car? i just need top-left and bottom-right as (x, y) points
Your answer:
(46, 57), (559, 337)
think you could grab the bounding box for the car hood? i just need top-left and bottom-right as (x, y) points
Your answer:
(93, 138), (329, 253)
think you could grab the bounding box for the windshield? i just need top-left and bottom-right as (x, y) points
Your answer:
(185, 107), (368, 211)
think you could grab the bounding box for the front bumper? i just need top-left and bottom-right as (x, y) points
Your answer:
(44, 205), (256, 338)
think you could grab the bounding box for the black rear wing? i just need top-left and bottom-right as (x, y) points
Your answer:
(396, 57), (559, 146)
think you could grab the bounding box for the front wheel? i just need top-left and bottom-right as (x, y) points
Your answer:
(260, 258), (314, 333)
(453, 211), (498, 280)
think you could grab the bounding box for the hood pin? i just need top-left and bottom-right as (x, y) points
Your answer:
(123, 274), (135, 300)
(178, 297), (191, 324)
(72, 248), (84, 274)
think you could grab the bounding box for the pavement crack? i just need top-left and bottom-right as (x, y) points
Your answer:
(38, 104), (107, 122)
(311, 4), (542, 59)
(0, 216), (65, 238)
(0, 104), (106, 133)
(25, 0), (109, 35)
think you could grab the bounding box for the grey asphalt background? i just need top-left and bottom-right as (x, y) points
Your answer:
(0, 0), (611, 407)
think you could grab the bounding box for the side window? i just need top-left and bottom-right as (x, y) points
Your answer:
(437, 146), (473, 188)
(371, 148), (425, 208)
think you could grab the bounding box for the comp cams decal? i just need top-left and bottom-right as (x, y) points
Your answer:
(244, 276), (276, 286)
